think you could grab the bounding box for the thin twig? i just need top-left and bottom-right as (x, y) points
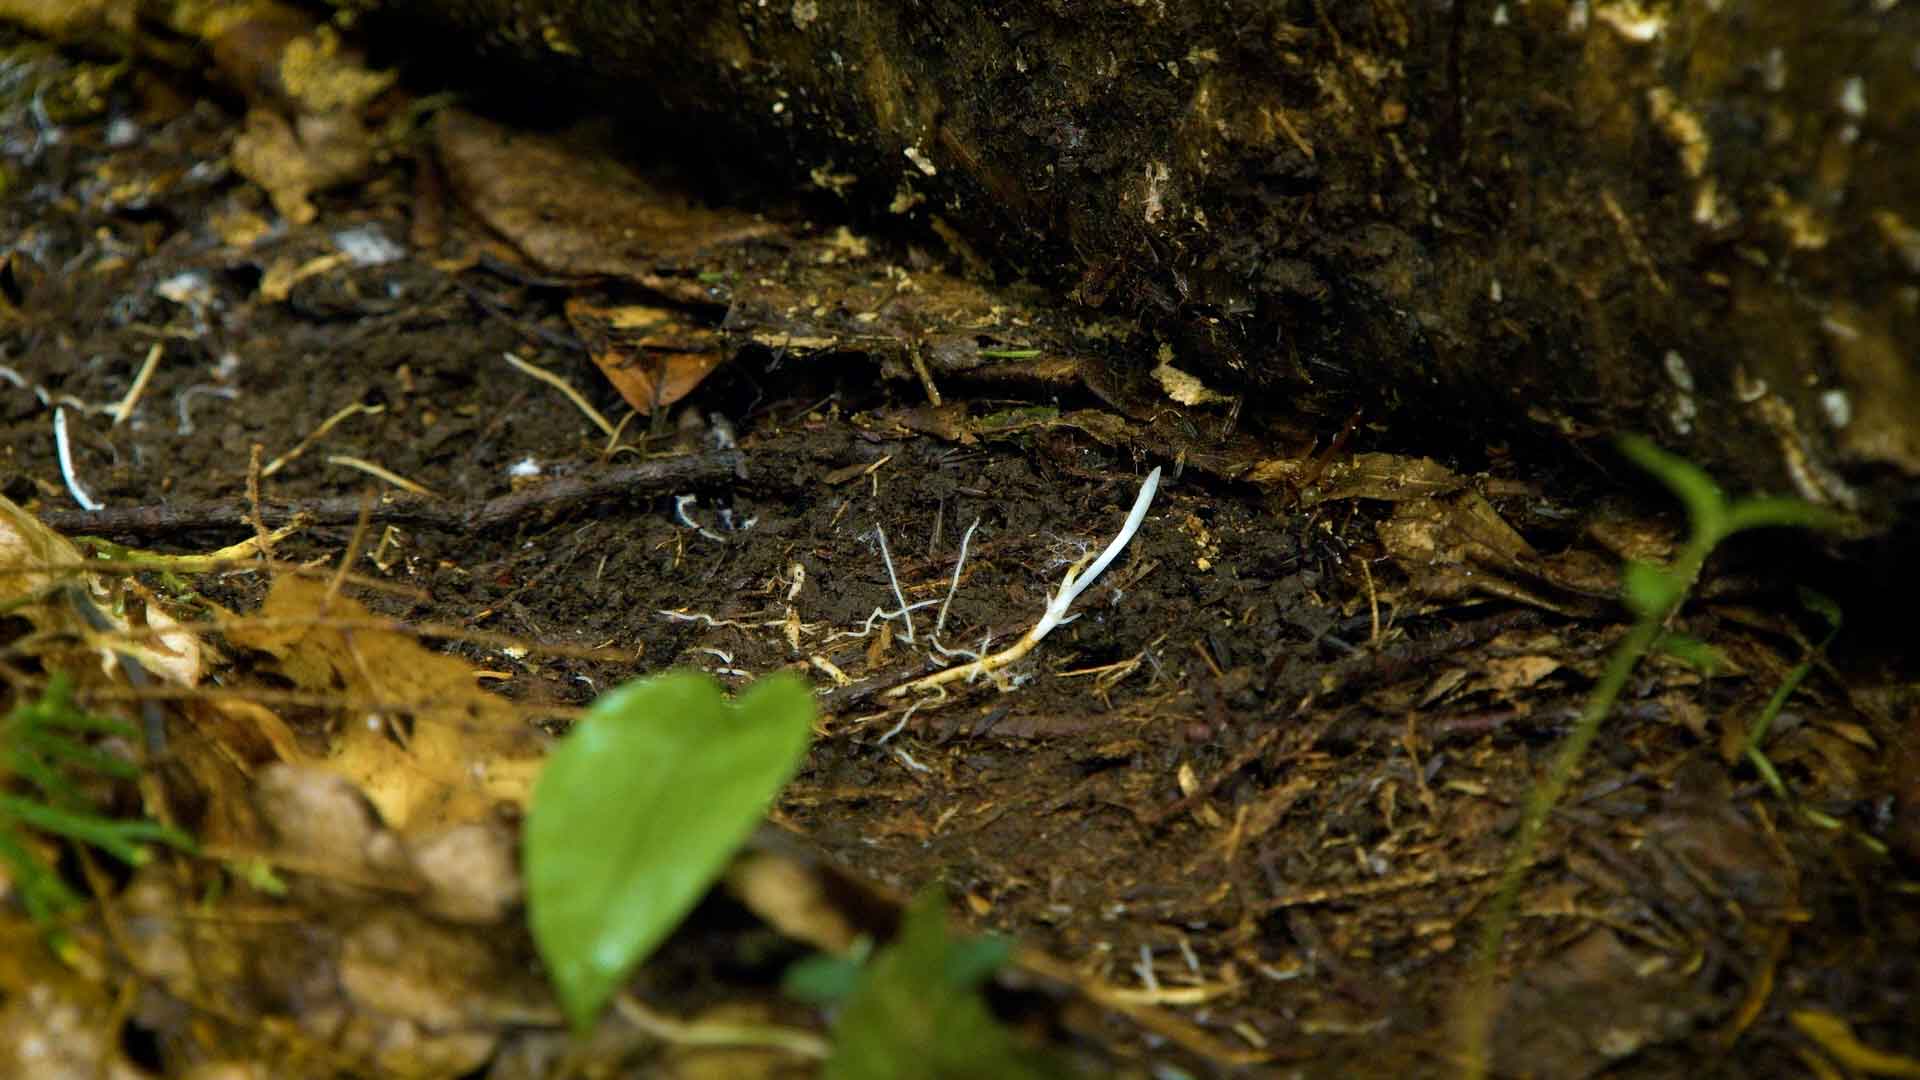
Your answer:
(246, 443), (274, 562)
(505, 351), (615, 437)
(614, 994), (827, 1060)
(17, 555), (426, 598)
(326, 455), (438, 498)
(162, 614), (629, 660)
(262, 401), (385, 477)
(35, 451), (746, 538)
(326, 490), (377, 609)
(112, 342), (163, 426)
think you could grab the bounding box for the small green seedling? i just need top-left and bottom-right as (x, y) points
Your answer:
(524, 671), (814, 1031)
(1745, 587), (1842, 800)
(1738, 590), (1883, 852)
(0, 673), (193, 936)
(789, 887), (1071, 1080)
(1461, 435), (1850, 1078)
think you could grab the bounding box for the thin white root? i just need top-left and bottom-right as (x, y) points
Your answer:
(876, 689), (938, 744)
(874, 524), (915, 643)
(884, 466), (1161, 699)
(53, 407), (103, 511)
(821, 599), (940, 643)
(933, 516), (980, 637)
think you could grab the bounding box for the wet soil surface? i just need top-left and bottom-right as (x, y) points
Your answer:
(3, 40), (1917, 1080)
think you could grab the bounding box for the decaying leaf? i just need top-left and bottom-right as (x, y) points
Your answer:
(1246, 452), (1465, 506)
(436, 108), (776, 286)
(222, 575), (544, 831)
(1492, 927), (1714, 1078)
(566, 297), (726, 414)
(1376, 491), (1614, 616)
(210, 14), (392, 225)
(435, 105), (1147, 417)
(1150, 355), (1231, 407)
(0, 497), (205, 686)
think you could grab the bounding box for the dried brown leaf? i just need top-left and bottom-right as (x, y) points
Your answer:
(223, 576), (544, 830)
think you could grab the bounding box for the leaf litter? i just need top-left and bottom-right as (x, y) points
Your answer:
(0, 27), (1915, 1080)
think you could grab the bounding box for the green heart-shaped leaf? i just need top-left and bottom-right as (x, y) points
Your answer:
(526, 672), (814, 1030)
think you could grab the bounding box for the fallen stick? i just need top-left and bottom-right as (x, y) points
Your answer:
(35, 451), (745, 539)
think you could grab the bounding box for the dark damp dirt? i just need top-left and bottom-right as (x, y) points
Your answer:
(3, 40), (1918, 1080)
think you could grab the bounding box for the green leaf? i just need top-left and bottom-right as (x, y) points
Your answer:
(1617, 434), (1728, 538)
(1798, 587), (1844, 636)
(1723, 495), (1852, 537)
(1621, 561), (1682, 620)
(783, 940), (872, 1005)
(0, 674), (195, 947)
(1742, 588), (1842, 791)
(1744, 745), (1788, 801)
(0, 795), (191, 865)
(942, 934), (1013, 990)
(824, 888), (1072, 1080)
(0, 825), (82, 923)
(1652, 631), (1722, 674)
(525, 671), (814, 1031)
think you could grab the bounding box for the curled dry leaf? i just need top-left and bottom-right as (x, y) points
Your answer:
(566, 297), (726, 415)
(1376, 491), (1614, 616)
